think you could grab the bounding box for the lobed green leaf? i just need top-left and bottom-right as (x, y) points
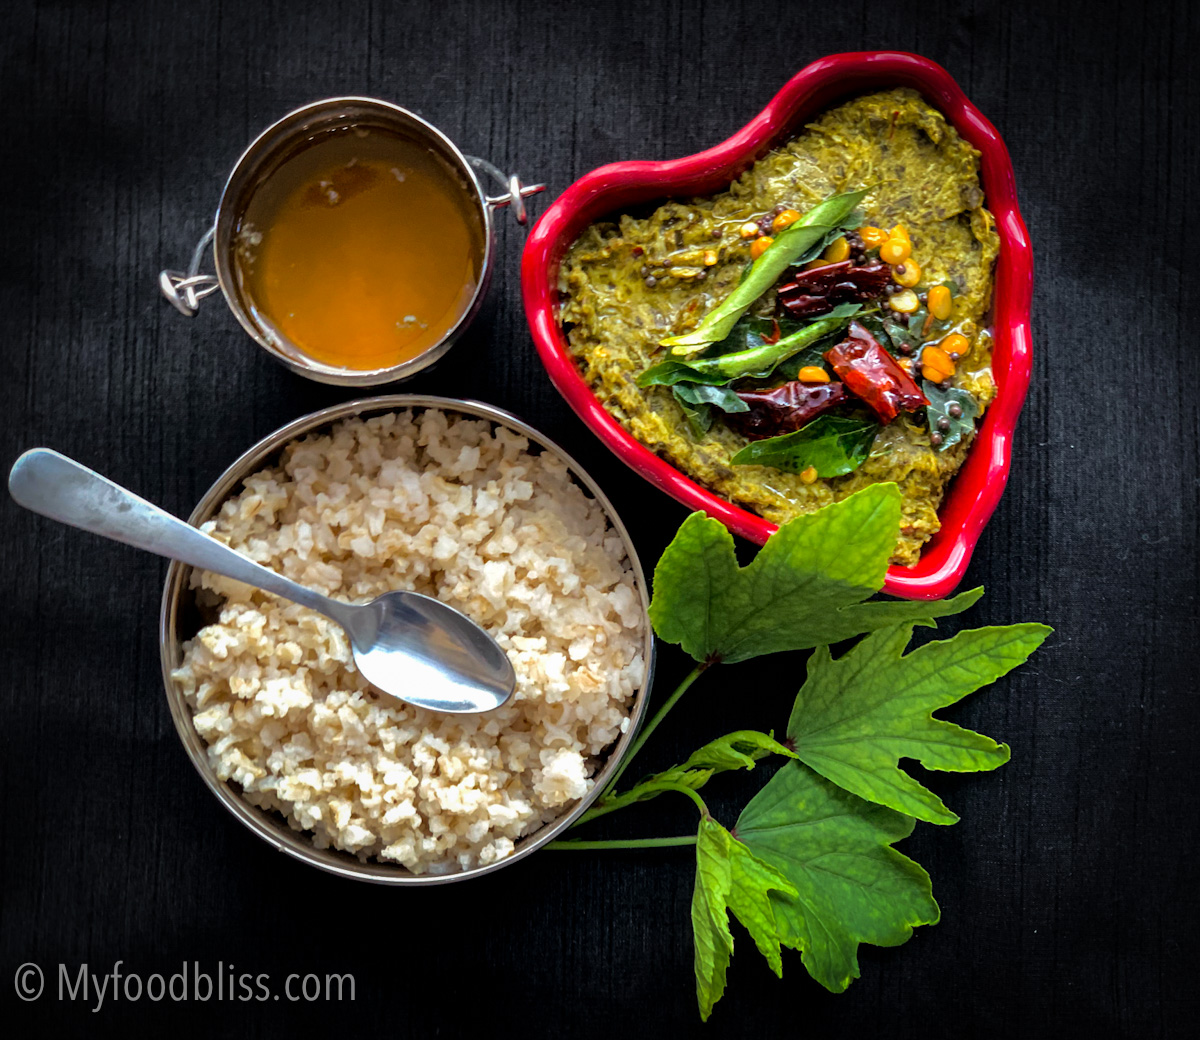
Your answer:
(648, 484), (981, 664)
(787, 621), (1052, 823)
(691, 816), (796, 1020)
(735, 760), (940, 993)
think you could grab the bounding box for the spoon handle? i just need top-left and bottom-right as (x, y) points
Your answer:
(8, 448), (349, 623)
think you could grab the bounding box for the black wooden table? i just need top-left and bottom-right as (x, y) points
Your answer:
(3, 1), (1196, 1036)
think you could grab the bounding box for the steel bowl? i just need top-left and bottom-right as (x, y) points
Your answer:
(159, 98), (543, 386)
(159, 395), (655, 884)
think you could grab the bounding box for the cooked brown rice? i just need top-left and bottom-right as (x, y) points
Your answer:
(171, 409), (646, 874)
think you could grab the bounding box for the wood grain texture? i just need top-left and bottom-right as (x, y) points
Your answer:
(1, 0), (1197, 1036)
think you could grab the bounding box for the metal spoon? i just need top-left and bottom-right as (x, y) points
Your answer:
(8, 448), (516, 714)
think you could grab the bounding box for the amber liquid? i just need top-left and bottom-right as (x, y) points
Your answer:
(234, 126), (484, 371)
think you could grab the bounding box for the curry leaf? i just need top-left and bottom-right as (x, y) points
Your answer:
(672, 382), (749, 415)
(790, 217), (864, 267)
(638, 361), (732, 388)
(861, 311), (916, 354)
(747, 315), (804, 339)
(648, 484), (982, 664)
(788, 621), (1051, 823)
(707, 315), (787, 358)
(674, 392), (713, 435)
(691, 816), (797, 1020)
(673, 382), (749, 437)
(819, 301), (864, 321)
(736, 760), (939, 993)
(907, 303), (930, 341)
(731, 415), (879, 477)
(923, 379), (979, 451)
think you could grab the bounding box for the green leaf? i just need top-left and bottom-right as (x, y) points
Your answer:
(671, 382), (749, 437)
(706, 313), (838, 365)
(709, 310), (856, 383)
(673, 382), (749, 414)
(747, 314), (805, 340)
(638, 361), (732, 388)
(706, 315), (782, 358)
(736, 760), (939, 993)
(787, 621), (1051, 823)
(789, 218), (863, 268)
(680, 730), (795, 773)
(860, 311), (915, 355)
(674, 390), (714, 435)
(648, 484), (982, 664)
(923, 379), (980, 451)
(731, 415), (880, 478)
(592, 730), (796, 819)
(691, 816), (797, 1020)
(907, 303), (930, 341)
(822, 301), (864, 321)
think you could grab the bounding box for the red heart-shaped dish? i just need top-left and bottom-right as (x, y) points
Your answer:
(521, 51), (1032, 600)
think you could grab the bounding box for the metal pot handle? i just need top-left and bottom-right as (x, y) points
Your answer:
(467, 157), (544, 225)
(159, 225), (221, 317)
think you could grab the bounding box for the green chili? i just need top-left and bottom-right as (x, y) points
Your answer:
(640, 308), (857, 388)
(660, 188), (870, 356)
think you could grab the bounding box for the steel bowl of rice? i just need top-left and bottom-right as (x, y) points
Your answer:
(159, 395), (654, 884)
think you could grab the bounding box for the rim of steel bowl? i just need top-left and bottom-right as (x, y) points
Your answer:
(159, 394), (656, 885)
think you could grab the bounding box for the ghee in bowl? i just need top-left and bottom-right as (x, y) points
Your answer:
(232, 125), (486, 372)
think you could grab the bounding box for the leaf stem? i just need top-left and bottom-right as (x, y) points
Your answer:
(545, 835), (698, 851)
(574, 799), (625, 827)
(603, 661), (709, 794)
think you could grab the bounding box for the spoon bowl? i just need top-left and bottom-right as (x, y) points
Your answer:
(340, 589), (516, 713)
(8, 447), (515, 714)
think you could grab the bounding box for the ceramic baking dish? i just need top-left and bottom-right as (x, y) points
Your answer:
(520, 51), (1032, 599)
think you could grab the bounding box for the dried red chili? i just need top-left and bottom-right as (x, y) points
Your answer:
(824, 322), (928, 423)
(726, 381), (847, 439)
(776, 260), (891, 318)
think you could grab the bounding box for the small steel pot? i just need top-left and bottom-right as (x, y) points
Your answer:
(159, 395), (655, 885)
(160, 100), (543, 386)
